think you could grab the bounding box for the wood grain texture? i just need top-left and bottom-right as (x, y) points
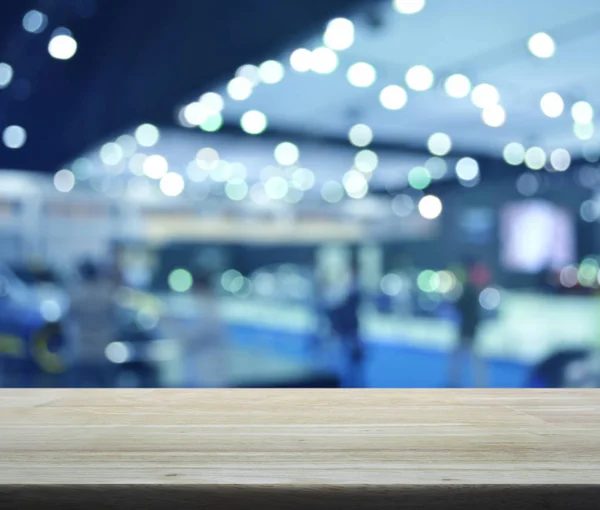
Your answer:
(0, 389), (599, 509)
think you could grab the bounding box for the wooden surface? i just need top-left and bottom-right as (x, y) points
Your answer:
(1, 389), (599, 509)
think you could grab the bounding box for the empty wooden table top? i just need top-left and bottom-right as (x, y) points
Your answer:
(1, 389), (599, 509)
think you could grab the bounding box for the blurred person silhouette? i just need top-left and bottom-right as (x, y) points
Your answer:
(66, 260), (118, 387)
(181, 272), (229, 388)
(325, 257), (365, 388)
(448, 258), (487, 388)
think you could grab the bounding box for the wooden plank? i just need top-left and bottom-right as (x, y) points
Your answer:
(0, 390), (599, 509)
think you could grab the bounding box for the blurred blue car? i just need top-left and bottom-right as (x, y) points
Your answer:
(0, 264), (65, 376)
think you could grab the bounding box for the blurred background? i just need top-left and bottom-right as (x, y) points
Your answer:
(1, 0), (600, 389)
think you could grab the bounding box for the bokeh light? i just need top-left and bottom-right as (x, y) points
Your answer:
(540, 92), (564, 118)
(54, 169), (75, 193)
(425, 157), (447, 179)
(455, 157), (479, 182)
(100, 142), (124, 166)
(200, 113), (223, 132)
(48, 34), (77, 60)
(342, 170), (369, 199)
(347, 62), (376, 87)
(168, 269), (193, 293)
(323, 18), (354, 51)
(236, 64), (261, 86)
(354, 149), (378, 172)
(241, 110), (268, 134)
(225, 179), (249, 201)
(391, 194), (415, 217)
(581, 200), (600, 222)
(160, 172), (185, 197)
(290, 48), (312, 72)
(444, 74), (471, 98)
(2, 125), (27, 149)
(574, 123), (594, 141)
(274, 142), (300, 166)
(418, 195), (443, 219)
(503, 142), (525, 166)
(427, 133), (452, 156)
(524, 147), (546, 170)
(379, 85), (408, 110)
(471, 84), (499, 108)
(408, 166), (431, 190)
(311, 47), (339, 74)
(405, 65), (434, 91)
(227, 76), (253, 100)
(348, 124), (373, 147)
(143, 154), (169, 179)
(259, 60), (285, 84)
(0, 62), (13, 88)
(117, 134), (137, 157)
(321, 181), (344, 203)
(479, 287), (501, 310)
(393, 0), (426, 15)
(482, 104), (506, 127)
(516, 173), (539, 196)
(528, 32), (555, 58)
(571, 101), (594, 124)
(135, 124), (160, 147)
(23, 10), (47, 33)
(196, 147), (220, 170)
(199, 92), (224, 114)
(265, 176), (289, 200)
(550, 148), (571, 171)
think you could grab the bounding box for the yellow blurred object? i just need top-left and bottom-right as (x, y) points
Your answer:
(31, 325), (66, 374)
(0, 334), (26, 357)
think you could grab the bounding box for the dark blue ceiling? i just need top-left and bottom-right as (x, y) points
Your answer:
(0, 0), (365, 172)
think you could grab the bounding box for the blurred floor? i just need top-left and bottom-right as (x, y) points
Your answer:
(229, 325), (528, 388)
